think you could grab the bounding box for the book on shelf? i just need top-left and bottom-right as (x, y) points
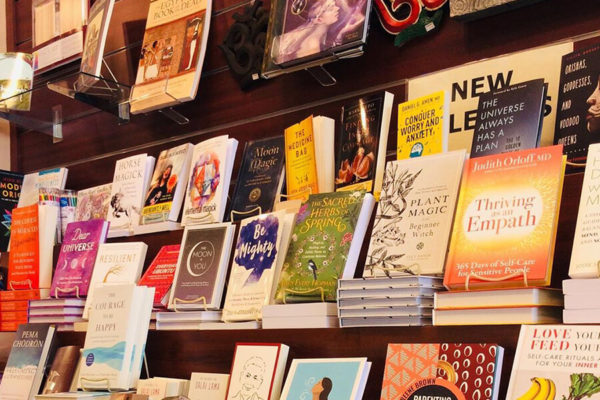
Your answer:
(407, 41), (572, 153)
(381, 343), (504, 400)
(262, 302), (338, 329)
(129, 0), (212, 114)
(450, 0), (541, 20)
(335, 91), (394, 200)
(432, 306), (562, 326)
(0, 300), (29, 311)
(18, 168), (69, 208)
(225, 343), (289, 400)
(155, 310), (222, 323)
(283, 116), (319, 200)
(35, 393), (111, 400)
(337, 285), (440, 299)
(397, 90), (448, 159)
(129, 286), (155, 389)
(136, 377), (189, 400)
(563, 308), (600, 324)
(569, 143), (600, 278)
(155, 320), (260, 331)
(0, 53), (34, 111)
(263, 315), (339, 329)
(279, 358), (370, 400)
(275, 191), (375, 303)
(340, 315), (431, 327)
(312, 116), (336, 193)
(168, 223), (235, 311)
(338, 296), (434, 309)
(564, 293), (600, 310)
(0, 169), (24, 252)
(338, 306), (431, 318)
(108, 154), (156, 236)
(554, 43), (600, 163)
(75, 183), (112, 222)
(563, 278), (600, 294)
(182, 135), (238, 226)
(434, 287), (563, 309)
(137, 244), (180, 308)
(50, 219), (110, 298)
(78, 0), (115, 89)
(41, 345), (82, 394)
(443, 145), (566, 290)
(0, 323), (57, 400)
(470, 78), (546, 157)
(222, 211), (295, 321)
(28, 306), (84, 317)
(506, 325), (600, 400)
(188, 372), (229, 400)
(29, 298), (86, 308)
(0, 288), (50, 302)
(83, 242), (148, 319)
(1, 310), (28, 321)
(141, 143), (193, 226)
(339, 276), (443, 290)
(364, 150), (466, 278)
(229, 136), (286, 221)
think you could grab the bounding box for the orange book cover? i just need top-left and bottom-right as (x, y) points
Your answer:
(8, 205), (40, 290)
(0, 300), (29, 311)
(444, 145), (565, 290)
(0, 288), (44, 302)
(0, 310), (28, 322)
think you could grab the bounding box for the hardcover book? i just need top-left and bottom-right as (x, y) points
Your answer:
(75, 183), (112, 222)
(506, 325), (600, 400)
(182, 135), (238, 226)
(168, 223), (235, 310)
(397, 91), (448, 160)
(225, 343), (289, 400)
(275, 191), (375, 302)
(335, 91), (394, 200)
(364, 150), (466, 277)
(222, 211), (294, 321)
(0, 323), (57, 400)
(50, 219), (110, 298)
(229, 136), (286, 220)
(554, 44), (600, 163)
(78, 0), (114, 88)
(108, 154), (155, 234)
(471, 78), (546, 158)
(188, 373), (229, 400)
(41, 345), (81, 394)
(444, 145), (565, 289)
(284, 116), (319, 200)
(129, 0), (212, 114)
(136, 377), (189, 400)
(18, 168), (69, 208)
(142, 143), (193, 225)
(137, 244), (181, 307)
(0, 170), (24, 252)
(381, 343), (504, 400)
(569, 143), (600, 277)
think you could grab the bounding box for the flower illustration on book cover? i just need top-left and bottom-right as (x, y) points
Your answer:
(188, 151), (221, 209)
(234, 215), (279, 286)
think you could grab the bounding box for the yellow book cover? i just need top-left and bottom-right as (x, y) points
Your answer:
(397, 90), (448, 159)
(444, 145), (565, 290)
(284, 116), (319, 200)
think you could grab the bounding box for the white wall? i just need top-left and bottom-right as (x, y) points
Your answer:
(0, 0), (11, 170)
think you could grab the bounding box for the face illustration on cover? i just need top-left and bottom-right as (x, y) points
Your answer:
(312, 377), (332, 400)
(145, 164), (176, 206)
(587, 75), (600, 135)
(232, 357), (265, 400)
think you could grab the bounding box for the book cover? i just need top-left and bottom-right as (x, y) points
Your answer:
(78, 0), (114, 88)
(8, 205), (40, 290)
(229, 136), (286, 220)
(109, 154), (154, 233)
(18, 168), (68, 208)
(471, 78), (546, 158)
(222, 211), (287, 321)
(364, 150), (466, 277)
(0, 288), (48, 302)
(182, 136), (237, 225)
(169, 223), (234, 310)
(225, 343), (289, 400)
(129, 0), (212, 114)
(275, 191), (369, 302)
(284, 116), (319, 200)
(397, 91), (448, 159)
(569, 143), (600, 277)
(0, 323), (56, 400)
(188, 373), (229, 400)
(381, 343), (503, 400)
(0, 53), (33, 111)
(75, 183), (112, 222)
(50, 219), (110, 298)
(506, 325), (600, 400)
(41, 345), (81, 394)
(554, 44), (600, 163)
(142, 143), (192, 224)
(137, 244), (180, 307)
(444, 145), (565, 289)
(0, 170), (24, 252)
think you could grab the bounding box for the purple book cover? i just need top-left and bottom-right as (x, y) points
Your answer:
(50, 219), (109, 297)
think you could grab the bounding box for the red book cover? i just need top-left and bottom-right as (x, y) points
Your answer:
(138, 244), (180, 307)
(0, 288), (44, 302)
(0, 320), (25, 331)
(8, 205), (40, 289)
(0, 310), (28, 322)
(0, 300), (29, 311)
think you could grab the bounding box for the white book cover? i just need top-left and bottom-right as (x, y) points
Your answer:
(18, 168), (69, 207)
(83, 242), (148, 319)
(569, 143), (600, 278)
(137, 377), (189, 400)
(225, 343), (289, 400)
(108, 154), (155, 233)
(364, 150), (466, 277)
(142, 143), (193, 224)
(129, 286), (155, 388)
(188, 373), (230, 400)
(40, 204), (59, 288)
(182, 135), (238, 226)
(222, 211), (290, 321)
(79, 284), (144, 391)
(312, 116), (335, 193)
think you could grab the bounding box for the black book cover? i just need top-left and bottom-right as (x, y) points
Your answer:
(229, 136), (285, 221)
(0, 170), (24, 252)
(470, 78), (546, 158)
(554, 44), (600, 163)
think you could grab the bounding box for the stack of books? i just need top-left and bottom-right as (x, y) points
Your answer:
(28, 298), (86, 331)
(263, 303), (338, 329)
(562, 279), (600, 323)
(0, 289), (48, 331)
(337, 276), (441, 327)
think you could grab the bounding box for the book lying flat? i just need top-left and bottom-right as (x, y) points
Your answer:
(434, 287), (563, 309)
(433, 306), (562, 326)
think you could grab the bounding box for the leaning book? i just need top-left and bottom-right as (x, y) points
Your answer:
(0, 169), (24, 252)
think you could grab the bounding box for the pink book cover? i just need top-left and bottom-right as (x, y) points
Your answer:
(138, 244), (180, 307)
(50, 219), (109, 297)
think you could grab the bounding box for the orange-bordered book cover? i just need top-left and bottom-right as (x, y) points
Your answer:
(8, 205), (40, 290)
(444, 145), (565, 290)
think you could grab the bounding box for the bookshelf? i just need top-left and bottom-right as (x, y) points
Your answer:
(1, 0), (597, 397)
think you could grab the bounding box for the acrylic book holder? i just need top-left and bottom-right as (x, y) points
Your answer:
(8, 279), (33, 290)
(229, 206), (262, 222)
(53, 285), (81, 298)
(463, 269), (530, 291)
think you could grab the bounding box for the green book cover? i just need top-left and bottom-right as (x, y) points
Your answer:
(275, 191), (366, 302)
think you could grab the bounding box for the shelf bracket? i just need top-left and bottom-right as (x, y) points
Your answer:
(158, 107), (190, 125)
(52, 105), (63, 143)
(305, 65), (337, 87)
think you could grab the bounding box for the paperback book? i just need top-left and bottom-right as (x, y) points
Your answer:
(18, 168), (69, 208)
(75, 183), (112, 222)
(284, 116), (319, 200)
(41, 345), (81, 394)
(137, 244), (180, 307)
(188, 373), (229, 400)
(8, 205), (41, 289)
(78, 0), (114, 88)
(0, 170), (24, 252)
